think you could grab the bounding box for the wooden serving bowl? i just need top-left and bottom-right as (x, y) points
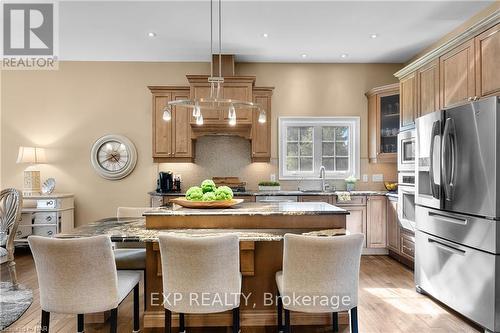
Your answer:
(170, 197), (244, 209)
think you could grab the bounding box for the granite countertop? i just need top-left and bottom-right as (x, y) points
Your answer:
(56, 218), (347, 242)
(149, 190), (389, 197)
(386, 192), (399, 199)
(144, 202), (348, 217)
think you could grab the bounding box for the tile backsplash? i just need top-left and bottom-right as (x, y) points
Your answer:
(158, 136), (396, 192)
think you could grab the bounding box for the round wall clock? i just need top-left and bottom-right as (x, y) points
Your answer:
(90, 134), (137, 180)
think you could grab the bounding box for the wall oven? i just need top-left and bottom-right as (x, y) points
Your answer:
(398, 129), (416, 232)
(398, 172), (415, 232)
(397, 129), (415, 172)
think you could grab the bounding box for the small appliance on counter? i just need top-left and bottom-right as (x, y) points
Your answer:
(156, 172), (181, 193)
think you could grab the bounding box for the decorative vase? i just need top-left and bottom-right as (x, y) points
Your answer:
(346, 182), (356, 192)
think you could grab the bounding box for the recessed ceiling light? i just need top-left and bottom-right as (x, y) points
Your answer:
(340, 53), (349, 59)
(262, 33), (269, 38)
(301, 54), (307, 59)
(370, 34), (378, 39)
(147, 32), (157, 38)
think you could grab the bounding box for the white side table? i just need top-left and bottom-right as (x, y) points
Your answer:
(15, 193), (74, 245)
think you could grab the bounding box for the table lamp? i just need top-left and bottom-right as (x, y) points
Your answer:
(16, 146), (47, 196)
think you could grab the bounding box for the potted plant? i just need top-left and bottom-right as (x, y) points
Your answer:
(258, 181), (281, 192)
(345, 176), (357, 192)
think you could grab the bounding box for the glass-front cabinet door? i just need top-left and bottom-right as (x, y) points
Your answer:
(379, 93), (400, 155)
(366, 83), (400, 163)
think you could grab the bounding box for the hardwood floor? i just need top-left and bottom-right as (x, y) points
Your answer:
(1, 249), (480, 333)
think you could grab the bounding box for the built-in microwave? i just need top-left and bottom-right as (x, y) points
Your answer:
(398, 129), (416, 172)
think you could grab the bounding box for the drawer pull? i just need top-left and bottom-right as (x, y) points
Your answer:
(428, 238), (465, 256)
(429, 212), (467, 225)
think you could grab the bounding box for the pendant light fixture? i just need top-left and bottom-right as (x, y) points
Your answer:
(258, 110), (266, 123)
(162, 0), (266, 126)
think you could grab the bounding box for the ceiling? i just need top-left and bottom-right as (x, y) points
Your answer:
(59, 1), (495, 63)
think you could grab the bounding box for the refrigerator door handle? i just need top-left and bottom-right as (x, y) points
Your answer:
(442, 118), (457, 201)
(428, 238), (466, 256)
(450, 119), (458, 200)
(429, 120), (441, 199)
(428, 211), (468, 225)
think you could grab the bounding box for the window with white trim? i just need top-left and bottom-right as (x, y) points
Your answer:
(279, 117), (360, 179)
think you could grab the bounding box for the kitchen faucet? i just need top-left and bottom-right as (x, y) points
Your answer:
(319, 166), (330, 192)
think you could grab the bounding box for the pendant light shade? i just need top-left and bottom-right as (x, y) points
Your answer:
(163, 107), (172, 121)
(258, 110), (267, 124)
(228, 104), (237, 126)
(196, 113), (204, 125)
(193, 102), (201, 118)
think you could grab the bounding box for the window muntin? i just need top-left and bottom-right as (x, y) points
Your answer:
(279, 117), (360, 179)
(285, 127), (314, 172)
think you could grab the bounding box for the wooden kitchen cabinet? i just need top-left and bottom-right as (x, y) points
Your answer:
(367, 196), (387, 248)
(150, 82), (272, 162)
(386, 196), (400, 253)
(190, 83), (253, 123)
(150, 87), (194, 162)
(475, 23), (500, 98)
(417, 59), (440, 117)
(172, 90), (192, 157)
(252, 88), (273, 162)
(400, 229), (415, 262)
(440, 39), (476, 108)
(153, 94), (173, 157)
(366, 83), (400, 164)
(400, 72), (417, 129)
(223, 85), (253, 122)
(187, 75), (255, 125)
(334, 196), (367, 248)
(345, 205), (367, 248)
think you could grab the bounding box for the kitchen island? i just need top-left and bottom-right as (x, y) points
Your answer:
(143, 202), (348, 331)
(60, 202), (349, 331)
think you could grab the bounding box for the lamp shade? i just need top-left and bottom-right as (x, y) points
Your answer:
(16, 147), (47, 164)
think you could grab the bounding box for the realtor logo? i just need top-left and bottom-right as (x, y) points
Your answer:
(2, 1), (58, 70)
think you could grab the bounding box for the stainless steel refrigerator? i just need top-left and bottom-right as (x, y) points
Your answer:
(415, 96), (500, 333)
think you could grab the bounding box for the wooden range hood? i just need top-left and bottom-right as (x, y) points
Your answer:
(149, 55), (273, 163)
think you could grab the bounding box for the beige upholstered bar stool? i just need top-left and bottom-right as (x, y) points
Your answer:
(275, 233), (364, 333)
(116, 207), (148, 308)
(28, 235), (142, 333)
(158, 233), (242, 333)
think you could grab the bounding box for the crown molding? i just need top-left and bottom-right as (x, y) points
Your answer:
(394, 9), (500, 79)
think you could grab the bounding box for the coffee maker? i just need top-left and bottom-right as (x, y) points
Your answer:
(156, 172), (181, 193)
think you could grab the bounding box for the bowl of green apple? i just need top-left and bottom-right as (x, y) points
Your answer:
(170, 179), (244, 208)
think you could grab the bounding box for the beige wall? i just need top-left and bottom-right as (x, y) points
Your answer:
(1, 61), (401, 226)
